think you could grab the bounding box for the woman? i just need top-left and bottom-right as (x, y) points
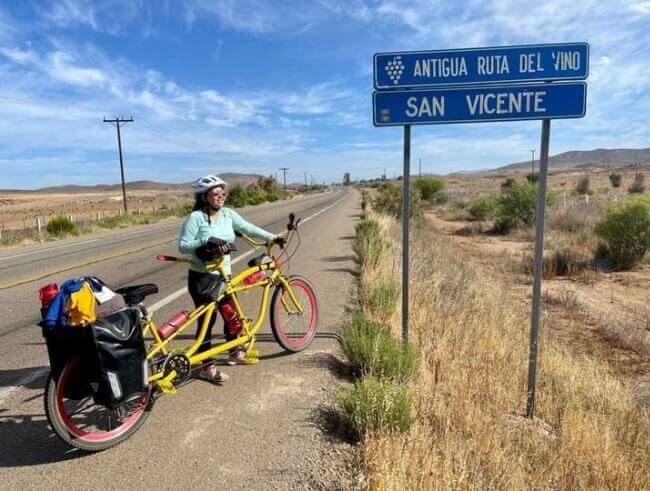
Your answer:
(178, 174), (282, 383)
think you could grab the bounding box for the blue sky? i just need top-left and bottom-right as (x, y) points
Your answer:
(0, 0), (648, 188)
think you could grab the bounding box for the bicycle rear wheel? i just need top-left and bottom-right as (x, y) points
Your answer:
(270, 275), (318, 352)
(44, 355), (152, 452)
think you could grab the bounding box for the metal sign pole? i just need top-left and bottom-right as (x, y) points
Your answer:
(402, 125), (411, 344)
(525, 118), (551, 418)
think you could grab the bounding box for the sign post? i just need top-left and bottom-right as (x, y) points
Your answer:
(402, 125), (411, 343)
(373, 42), (588, 417)
(525, 118), (551, 418)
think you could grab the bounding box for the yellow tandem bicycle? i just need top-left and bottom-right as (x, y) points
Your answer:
(44, 213), (318, 451)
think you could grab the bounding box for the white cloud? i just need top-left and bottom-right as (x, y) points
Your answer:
(48, 51), (106, 86)
(628, 1), (650, 14)
(0, 46), (38, 64)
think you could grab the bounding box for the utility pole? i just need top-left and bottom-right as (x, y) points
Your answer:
(104, 116), (134, 213)
(279, 167), (289, 200)
(419, 158), (422, 179)
(530, 149), (536, 173)
(304, 170), (308, 186)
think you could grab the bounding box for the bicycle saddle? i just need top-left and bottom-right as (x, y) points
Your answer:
(115, 283), (159, 305)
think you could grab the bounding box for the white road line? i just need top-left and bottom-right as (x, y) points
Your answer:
(148, 195), (346, 314)
(0, 193), (347, 406)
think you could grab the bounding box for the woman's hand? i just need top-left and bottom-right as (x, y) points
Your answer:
(207, 237), (230, 255)
(272, 236), (286, 249)
(195, 237), (230, 261)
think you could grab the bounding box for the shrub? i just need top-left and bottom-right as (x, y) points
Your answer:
(609, 173), (622, 188)
(361, 190), (371, 211)
(414, 177), (445, 203)
(575, 175), (592, 195)
(628, 172), (645, 194)
(227, 183), (248, 207)
(373, 182), (423, 222)
(594, 194), (650, 270)
(338, 312), (419, 383)
(361, 277), (399, 320)
(467, 194), (499, 221)
(548, 210), (590, 234)
(526, 171), (539, 184)
(353, 218), (385, 268)
(337, 377), (413, 440)
(494, 181), (547, 234)
(46, 216), (76, 236)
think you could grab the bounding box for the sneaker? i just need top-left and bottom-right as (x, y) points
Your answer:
(227, 349), (246, 365)
(198, 364), (229, 383)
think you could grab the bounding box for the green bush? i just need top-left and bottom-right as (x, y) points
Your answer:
(227, 183), (248, 207)
(628, 172), (645, 194)
(414, 177), (445, 203)
(468, 194), (499, 221)
(372, 182), (423, 222)
(361, 277), (399, 319)
(338, 312), (419, 383)
(594, 194), (650, 270)
(353, 218), (385, 268)
(337, 377), (413, 440)
(494, 181), (547, 234)
(46, 216), (76, 236)
(609, 173), (623, 188)
(575, 175), (592, 195)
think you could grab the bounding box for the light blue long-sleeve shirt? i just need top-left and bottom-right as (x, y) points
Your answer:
(178, 208), (275, 276)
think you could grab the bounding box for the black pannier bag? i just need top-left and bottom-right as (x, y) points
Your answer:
(89, 308), (148, 407)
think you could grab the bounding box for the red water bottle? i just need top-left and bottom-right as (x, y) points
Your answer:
(39, 283), (59, 309)
(243, 270), (265, 286)
(39, 283), (60, 319)
(218, 299), (243, 336)
(157, 311), (190, 340)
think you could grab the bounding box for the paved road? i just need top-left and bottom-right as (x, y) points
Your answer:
(0, 188), (359, 488)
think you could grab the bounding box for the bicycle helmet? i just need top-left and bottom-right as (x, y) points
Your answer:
(192, 174), (227, 195)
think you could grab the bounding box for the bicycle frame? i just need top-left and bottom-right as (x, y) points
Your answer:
(144, 231), (304, 392)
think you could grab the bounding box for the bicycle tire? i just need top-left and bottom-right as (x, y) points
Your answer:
(270, 275), (318, 353)
(44, 355), (153, 452)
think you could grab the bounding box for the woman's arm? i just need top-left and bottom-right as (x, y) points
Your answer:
(229, 209), (275, 242)
(178, 213), (208, 254)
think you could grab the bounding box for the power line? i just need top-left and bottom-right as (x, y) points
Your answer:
(104, 116), (134, 213)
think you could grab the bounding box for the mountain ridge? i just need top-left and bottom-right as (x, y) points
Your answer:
(496, 147), (650, 172)
(0, 173), (265, 193)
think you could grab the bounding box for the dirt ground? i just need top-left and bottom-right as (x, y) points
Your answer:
(427, 211), (650, 384)
(0, 190), (189, 231)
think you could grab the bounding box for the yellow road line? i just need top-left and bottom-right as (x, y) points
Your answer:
(0, 235), (177, 290)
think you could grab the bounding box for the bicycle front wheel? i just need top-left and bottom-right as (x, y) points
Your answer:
(44, 355), (152, 452)
(270, 275), (318, 352)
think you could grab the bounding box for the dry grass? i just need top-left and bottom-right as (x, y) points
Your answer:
(357, 214), (649, 489)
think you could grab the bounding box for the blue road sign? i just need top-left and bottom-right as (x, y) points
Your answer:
(374, 43), (589, 89)
(372, 82), (586, 126)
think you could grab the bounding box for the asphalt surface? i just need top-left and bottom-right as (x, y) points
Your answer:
(0, 188), (359, 489)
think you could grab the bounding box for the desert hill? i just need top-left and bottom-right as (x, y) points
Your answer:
(497, 147), (650, 172)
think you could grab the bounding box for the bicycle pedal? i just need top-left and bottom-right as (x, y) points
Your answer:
(244, 357), (259, 365)
(246, 348), (259, 358)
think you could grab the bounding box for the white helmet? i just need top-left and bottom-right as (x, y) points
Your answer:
(192, 174), (227, 194)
